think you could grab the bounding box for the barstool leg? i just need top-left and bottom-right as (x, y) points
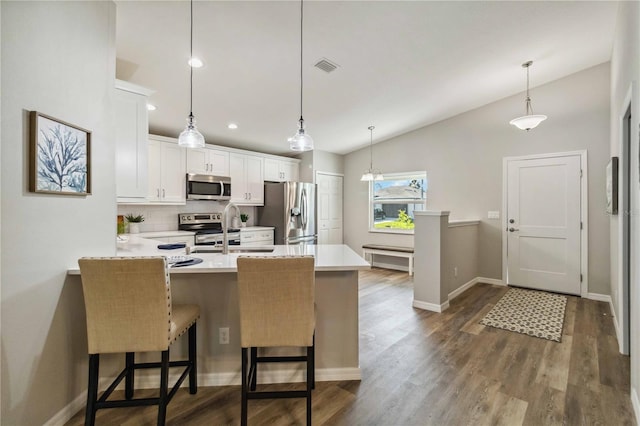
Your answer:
(249, 347), (258, 391)
(125, 352), (135, 399)
(241, 348), (248, 426)
(188, 323), (197, 394)
(306, 345), (313, 426)
(85, 354), (99, 426)
(158, 349), (169, 426)
(311, 334), (315, 390)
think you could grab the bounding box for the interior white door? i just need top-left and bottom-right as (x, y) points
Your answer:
(506, 154), (582, 295)
(316, 173), (343, 244)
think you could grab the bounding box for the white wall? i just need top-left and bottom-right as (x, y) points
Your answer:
(609, 0), (640, 418)
(344, 63), (611, 294)
(0, 2), (116, 424)
(296, 149), (344, 183)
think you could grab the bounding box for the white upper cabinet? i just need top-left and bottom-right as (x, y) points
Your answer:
(186, 147), (230, 176)
(230, 153), (264, 205)
(264, 157), (299, 182)
(147, 135), (186, 204)
(114, 80), (153, 201)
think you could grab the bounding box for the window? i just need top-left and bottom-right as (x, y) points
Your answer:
(370, 172), (427, 233)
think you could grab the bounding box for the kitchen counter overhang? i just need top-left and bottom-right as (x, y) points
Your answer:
(67, 236), (370, 274)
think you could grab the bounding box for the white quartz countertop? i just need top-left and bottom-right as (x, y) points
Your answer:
(134, 230), (196, 238)
(68, 236), (370, 275)
(240, 226), (275, 232)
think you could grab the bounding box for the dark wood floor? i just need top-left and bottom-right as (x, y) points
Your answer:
(66, 268), (636, 425)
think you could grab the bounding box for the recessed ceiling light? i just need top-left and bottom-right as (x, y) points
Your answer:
(188, 57), (203, 68)
(146, 103), (157, 111)
(228, 123), (238, 130)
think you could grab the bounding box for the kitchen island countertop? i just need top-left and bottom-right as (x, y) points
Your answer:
(67, 235), (370, 274)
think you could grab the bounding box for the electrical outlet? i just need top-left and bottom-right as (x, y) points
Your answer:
(454, 267), (458, 277)
(219, 327), (229, 345)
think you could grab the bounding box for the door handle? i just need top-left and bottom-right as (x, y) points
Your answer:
(509, 227), (519, 232)
(162, 189), (165, 198)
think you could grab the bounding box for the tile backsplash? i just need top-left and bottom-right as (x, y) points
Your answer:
(118, 201), (256, 233)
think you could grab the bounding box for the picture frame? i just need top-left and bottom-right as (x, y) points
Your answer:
(606, 156), (618, 215)
(29, 111), (91, 195)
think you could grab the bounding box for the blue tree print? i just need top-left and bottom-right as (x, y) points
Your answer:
(37, 123), (87, 192)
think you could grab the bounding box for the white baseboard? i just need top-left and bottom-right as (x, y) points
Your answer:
(44, 367), (361, 426)
(44, 391), (87, 426)
(414, 275), (503, 313)
(585, 292), (612, 303)
(607, 298), (623, 352)
(448, 277), (479, 300)
(371, 261), (409, 273)
(476, 277), (505, 286)
(412, 299), (449, 312)
(632, 387), (640, 425)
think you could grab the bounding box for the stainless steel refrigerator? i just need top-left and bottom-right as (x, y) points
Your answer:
(258, 182), (317, 245)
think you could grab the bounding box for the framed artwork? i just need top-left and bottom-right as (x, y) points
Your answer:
(606, 156), (618, 215)
(29, 111), (91, 195)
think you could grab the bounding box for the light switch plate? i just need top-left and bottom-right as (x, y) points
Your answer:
(488, 211), (500, 219)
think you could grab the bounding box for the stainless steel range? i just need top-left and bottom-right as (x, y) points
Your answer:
(178, 213), (240, 246)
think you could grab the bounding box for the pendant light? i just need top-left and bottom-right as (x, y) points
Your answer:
(178, 0), (205, 148)
(361, 126), (383, 181)
(509, 61), (547, 131)
(289, 0), (314, 152)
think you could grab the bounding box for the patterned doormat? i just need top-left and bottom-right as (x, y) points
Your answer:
(479, 287), (567, 342)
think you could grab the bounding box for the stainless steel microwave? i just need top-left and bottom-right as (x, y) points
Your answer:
(186, 173), (231, 201)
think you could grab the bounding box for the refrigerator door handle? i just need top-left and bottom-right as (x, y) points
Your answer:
(301, 188), (308, 228)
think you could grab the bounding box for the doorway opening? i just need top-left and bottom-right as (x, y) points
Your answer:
(620, 103), (631, 355)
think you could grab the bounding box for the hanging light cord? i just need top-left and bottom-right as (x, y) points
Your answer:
(524, 62), (534, 116)
(299, 0), (304, 125)
(189, 0), (194, 120)
(369, 126), (375, 170)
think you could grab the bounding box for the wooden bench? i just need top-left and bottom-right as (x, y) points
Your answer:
(362, 244), (414, 276)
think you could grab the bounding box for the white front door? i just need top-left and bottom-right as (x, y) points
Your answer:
(316, 172), (343, 244)
(506, 154), (582, 295)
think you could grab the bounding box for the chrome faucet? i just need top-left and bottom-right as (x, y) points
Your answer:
(222, 202), (241, 254)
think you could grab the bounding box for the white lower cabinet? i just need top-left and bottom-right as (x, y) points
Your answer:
(230, 153), (264, 205)
(240, 229), (274, 246)
(147, 136), (186, 203)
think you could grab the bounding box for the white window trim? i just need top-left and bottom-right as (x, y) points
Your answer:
(368, 171), (427, 234)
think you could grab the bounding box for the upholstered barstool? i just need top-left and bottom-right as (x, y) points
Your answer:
(236, 256), (316, 426)
(78, 257), (200, 426)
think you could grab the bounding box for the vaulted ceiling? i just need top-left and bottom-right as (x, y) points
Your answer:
(116, 1), (618, 156)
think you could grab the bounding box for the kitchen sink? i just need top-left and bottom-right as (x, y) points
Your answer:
(190, 247), (275, 254)
(228, 248), (275, 253)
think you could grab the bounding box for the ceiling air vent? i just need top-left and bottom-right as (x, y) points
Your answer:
(314, 58), (339, 73)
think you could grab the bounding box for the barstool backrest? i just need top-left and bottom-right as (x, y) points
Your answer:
(78, 257), (172, 354)
(236, 256), (315, 348)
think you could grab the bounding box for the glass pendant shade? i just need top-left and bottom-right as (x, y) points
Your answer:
(360, 171), (383, 181)
(361, 125), (383, 181)
(510, 61), (547, 131)
(289, 119), (314, 151)
(178, 114), (205, 148)
(509, 114), (547, 131)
